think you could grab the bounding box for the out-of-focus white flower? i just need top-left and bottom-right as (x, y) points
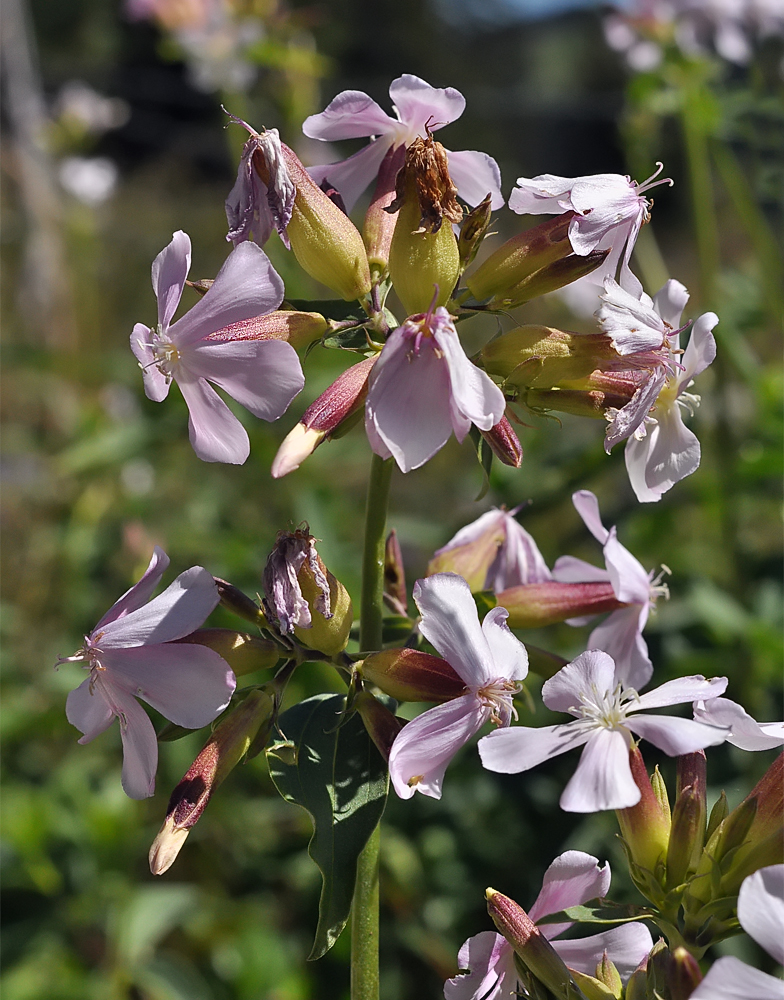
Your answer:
(59, 157), (119, 206)
(54, 81), (130, 133)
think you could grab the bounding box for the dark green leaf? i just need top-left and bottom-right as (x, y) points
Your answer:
(538, 900), (652, 926)
(321, 327), (374, 352)
(266, 693), (389, 960)
(284, 298), (364, 323)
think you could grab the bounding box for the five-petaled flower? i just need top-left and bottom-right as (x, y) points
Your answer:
(302, 73), (504, 213)
(388, 573), (528, 800)
(131, 230), (304, 464)
(365, 304), (506, 472)
(445, 850), (654, 1000)
(59, 547), (236, 799)
(479, 649), (728, 812)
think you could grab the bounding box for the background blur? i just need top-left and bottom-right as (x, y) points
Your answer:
(2, 0), (782, 997)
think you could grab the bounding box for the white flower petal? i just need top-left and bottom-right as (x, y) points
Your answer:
(635, 675), (727, 710)
(388, 74), (465, 135)
(738, 865), (784, 965)
(689, 955), (784, 1000)
(302, 90), (397, 141)
(542, 651), (617, 715)
(560, 728), (639, 812)
(479, 722), (590, 774)
(624, 714), (728, 756)
(652, 278), (689, 329)
(481, 606), (529, 683)
(571, 490), (609, 545)
(130, 323), (170, 403)
(152, 230), (190, 331)
(414, 574), (494, 686)
(528, 851), (610, 928)
(445, 148), (504, 209)
(179, 376), (250, 465)
(694, 698), (784, 751)
(95, 546), (170, 629)
(553, 923), (654, 982)
(66, 676), (114, 742)
(445, 932), (517, 1000)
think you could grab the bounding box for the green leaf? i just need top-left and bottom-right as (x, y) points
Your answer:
(382, 615), (416, 644)
(321, 326), (374, 352)
(266, 693), (389, 960)
(284, 298), (365, 323)
(538, 900), (652, 926)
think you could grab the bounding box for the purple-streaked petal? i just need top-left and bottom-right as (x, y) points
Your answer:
(113, 683), (159, 799)
(587, 606), (652, 692)
(509, 174), (575, 216)
(542, 650), (617, 715)
(529, 851), (610, 928)
(693, 698), (784, 751)
(689, 955), (784, 1000)
(414, 573), (495, 686)
(603, 529), (650, 606)
(625, 714), (728, 756)
(130, 323), (170, 403)
(389, 694), (487, 800)
(168, 242), (284, 347)
(308, 136), (396, 213)
(738, 865), (784, 965)
(180, 339), (303, 421)
(478, 721), (590, 773)
(151, 230), (190, 331)
(481, 606), (529, 683)
(680, 310), (718, 385)
(95, 546), (170, 630)
(552, 555), (610, 585)
(652, 278), (689, 329)
(571, 490), (609, 545)
(552, 923), (654, 981)
(179, 376), (250, 465)
(445, 932), (517, 1000)
(560, 728), (638, 812)
(99, 565), (219, 647)
(626, 405), (701, 503)
(100, 643), (235, 729)
(302, 90), (397, 141)
(66, 676), (114, 742)
(437, 323), (505, 433)
(445, 148), (504, 209)
(604, 370), (667, 453)
(388, 74), (465, 133)
(635, 675), (728, 710)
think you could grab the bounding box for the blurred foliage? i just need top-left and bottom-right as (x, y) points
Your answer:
(1, 0), (782, 998)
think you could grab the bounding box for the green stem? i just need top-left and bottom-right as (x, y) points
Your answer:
(351, 451), (393, 1000)
(680, 89), (720, 306)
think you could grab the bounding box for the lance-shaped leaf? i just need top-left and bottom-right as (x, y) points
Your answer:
(537, 900), (653, 926)
(266, 693), (389, 959)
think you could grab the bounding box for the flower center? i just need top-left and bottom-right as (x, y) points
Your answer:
(152, 329), (181, 377)
(55, 632), (106, 683)
(576, 681), (640, 730)
(477, 678), (523, 726)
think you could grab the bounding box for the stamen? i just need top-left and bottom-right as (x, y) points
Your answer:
(636, 162), (674, 195)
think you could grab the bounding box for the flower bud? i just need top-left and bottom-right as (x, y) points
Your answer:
(496, 580), (624, 629)
(207, 310), (328, 350)
(466, 213), (574, 303)
(353, 689), (403, 762)
(651, 765), (672, 825)
(149, 688), (274, 875)
(569, 969), (619, 1000)
(595, 953), (623, 999)
(705, 790), (729, 841)
(686, 796), (758, 907)
(482, 326), (617, 391)
(427, 514), (507, 592)
(271, 355), (377, 478)
(384, 530), (408, 616)
(479, 414), (523, 468)
(387, 135), (462, 314)
(458, 193), (494, 272)
(616, 746), (671, 879)
(175, 628), (280, 676)
(213, 577), (268, 627)
(262, 528), (353, 655)
(360, 648), (466, 703)
(485, 888), (577, 1000)
(488, 249), (610, 310)
(667, 947), (703, 1000)
(363, 143), (406, 278)
(666, 751), (707, 888)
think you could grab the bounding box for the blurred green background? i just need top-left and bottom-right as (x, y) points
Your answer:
(1, 0), (782, 997)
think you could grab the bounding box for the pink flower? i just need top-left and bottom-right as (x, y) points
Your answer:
(225, 122), (295, 248)
(302, 74), (504, 213)
(388, 573), (528, 800)
(365, 306), (506, 473)
(693, 697), (784, 751)
(552, 490), (668, 690)
(60, 547), (236, 799)
(509, 165), (673, 297)
(479, 649), (729, 812)
(445, 850), (654, 1000)
(689, 865), (784, 1000)
(131, 231), (304, 464)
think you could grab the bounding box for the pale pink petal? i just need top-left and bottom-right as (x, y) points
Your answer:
(302, 90), (397, 141)
(481, 606), (529, 683)
(596, 278), (666, 355)
(738, 865), (784, 965)
(178, 376), (250, 465)
(652, 278), (689, 329)
(66, 676), (114, 742)
(445, 933), (517, 1000)
(542, 651), (617, 715)
(624, 431), (661, 504)
(693, 698), (784, 751)
(635, 675), (728, 710)
(388, 74), (465, 133)
(413, 574), (495, 686)
(389, 694), (487, 800)
(100, 566), (219, 647)
(101, 643), (235, 729)
(560, 728), (638, 812)
(552, 924), (654, 981)
(152, 230), (190, 331)
(571, 490), (609, 545)
(529, 851), (610, 928)
(180, 339), (303, 421)
(689, 955), (784, 1000)
(478, 722), (590, 773)
(445, 148), (504, 209)
(168, 242), (284, 347)
(587, 606), (652, 692)
(602, 529), (650, 606)
(615, 211), (645, 299)
(488, 514), (552, 589)
(604, 370), (666, 453)
(113, 683), (159, 799)
(95, 546), (170, 629)
(567, 175), (642, 255)
(552, 555), (610, 585)
(308, 137), (396, 213)
(437, 510), (505, 552)
(624, 714), (728, 756)
(509, 174), (575, 215)
(436, 323), (505, 433)
(680, 311), (718, 384)
(627, 406), (701, 502)
(130, 323), (170, 403)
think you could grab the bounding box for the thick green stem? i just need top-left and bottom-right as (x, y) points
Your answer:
(351, 451), (393, 1000)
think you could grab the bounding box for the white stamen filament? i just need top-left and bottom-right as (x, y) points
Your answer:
(575, 681), (641, 730)
(477, 678), (523, 726)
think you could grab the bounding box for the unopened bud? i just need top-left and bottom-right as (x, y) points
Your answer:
(569, 968), (619, 1000)
(149, 688), (274, 874)
(207, 310), (328, 350)
(616, 746), (671, 878)
(595, 953), (623, 998)
(214, 577), (267, 626)
(387, 136), (462, 314)
(667, 947), (703, 1000)
(482, 326), (617, 391)
(458, 194), (493, 272)
(651, 766), (672, 825)
(272, 355), (377, 478)
(496, 580), (623, 629)
(427, 513), (507, 592)
(360, 648), (466, 703)
(384, 530), (408, 615)
(354, 690), (403, 762)
(666, 751), (707, 887)
(479, 414), (523, 468)
(175, 628), (280, 676)
(485, 888), (576, 1000)
(363, 143), (406, 277)
(488, 249), (610, 310)
(706, 790), (729, 841)
(687, 796), (758, 906)
(466, 213), (574, 303)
